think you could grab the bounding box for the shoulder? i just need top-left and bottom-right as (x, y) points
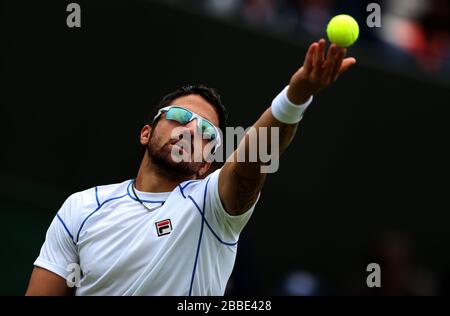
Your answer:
(65, 179), (131, 211)
(57, 179), (132, 236)
(94, 179), (132, 206)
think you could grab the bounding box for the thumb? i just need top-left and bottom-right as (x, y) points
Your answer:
(338, 58), (356, 75)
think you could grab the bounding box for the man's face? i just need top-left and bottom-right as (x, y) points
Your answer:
(144, 94), (220, 179)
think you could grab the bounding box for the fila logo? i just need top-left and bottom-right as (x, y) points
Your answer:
(155, 219), (172, 237)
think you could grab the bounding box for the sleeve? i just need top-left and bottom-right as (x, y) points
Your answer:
(205, 168), (260, 242)
(33, 194), (79, 279)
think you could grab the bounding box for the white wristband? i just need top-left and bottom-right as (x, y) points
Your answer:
(271, 86), (313, 124)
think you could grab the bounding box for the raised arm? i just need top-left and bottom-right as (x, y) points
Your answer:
(219, 39), (356, 215)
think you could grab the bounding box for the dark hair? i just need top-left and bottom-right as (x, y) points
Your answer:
(140, 84), (228, 158)
(148, 84), (227, 131)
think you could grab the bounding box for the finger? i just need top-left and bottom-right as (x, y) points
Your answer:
(303, 42), (318, 73)
(322, 44), (337, 81)
(337, 57), (357, 76)
(331, 48), (346, 82)
(317, 38), (326, 65)
(313, 39), (326, 76)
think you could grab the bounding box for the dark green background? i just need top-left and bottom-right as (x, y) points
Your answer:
(2, 0), (449, 295)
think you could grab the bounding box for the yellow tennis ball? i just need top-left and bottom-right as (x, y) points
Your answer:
(326, 14), (359, 48)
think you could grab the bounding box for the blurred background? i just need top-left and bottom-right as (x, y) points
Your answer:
(2, 0), (449, 295)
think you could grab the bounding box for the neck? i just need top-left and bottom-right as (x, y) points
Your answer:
(135, 154), (197, 193)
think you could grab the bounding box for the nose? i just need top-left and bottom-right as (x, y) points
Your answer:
(183, 119), (198, 135)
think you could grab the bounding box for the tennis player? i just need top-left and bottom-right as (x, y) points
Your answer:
(26, 39), (355, 295)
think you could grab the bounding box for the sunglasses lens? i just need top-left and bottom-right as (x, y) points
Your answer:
(201, 121), (217, 140)
(165, 108), (192, 124)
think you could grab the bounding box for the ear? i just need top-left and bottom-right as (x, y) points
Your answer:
(197, 161), (212, 178)
(140, 125), (152, 146)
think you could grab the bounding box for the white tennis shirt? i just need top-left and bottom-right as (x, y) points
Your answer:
(34, 168), (258, 295)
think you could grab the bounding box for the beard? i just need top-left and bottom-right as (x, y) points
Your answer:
(146, 128), (204, 181)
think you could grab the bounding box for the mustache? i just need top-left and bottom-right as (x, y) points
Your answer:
(169, 134), (194, 152)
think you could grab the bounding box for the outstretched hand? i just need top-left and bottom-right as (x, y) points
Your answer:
(287, 38), (356, 104)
